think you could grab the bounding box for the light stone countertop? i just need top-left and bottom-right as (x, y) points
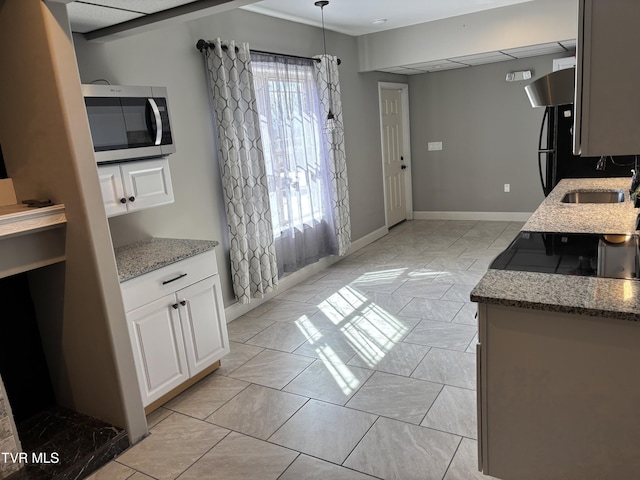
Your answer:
(471, 177), (640, 321)
(115, 237), (219, 282)
(523, 177), (636, 234)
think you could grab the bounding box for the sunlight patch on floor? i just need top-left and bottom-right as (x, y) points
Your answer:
(313, 286), (411, 371)
(294, 315), (321, 343)
(317, 346), (361, 395)
(317, 286), (368, 325)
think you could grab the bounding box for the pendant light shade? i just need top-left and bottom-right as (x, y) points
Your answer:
(315, 0), (340, 132)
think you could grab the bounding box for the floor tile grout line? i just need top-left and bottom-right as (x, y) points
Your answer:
(273, 452), (303, 480)
(418, 382), (446, 426)
(439, 435), (465, 480)
(338, 414), (382, 471)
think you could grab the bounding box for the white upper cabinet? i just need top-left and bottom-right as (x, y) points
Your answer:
(98, 158), (174, 217)
(574, 0), (640, 156)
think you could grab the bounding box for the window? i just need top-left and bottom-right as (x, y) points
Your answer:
(251, 52), (337, 274)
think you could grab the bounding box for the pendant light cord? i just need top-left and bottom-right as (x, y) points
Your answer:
(315, 1), (337, 129)
(320, 4), (328, 60)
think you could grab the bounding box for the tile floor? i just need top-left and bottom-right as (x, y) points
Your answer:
(88, 220), (522, 480)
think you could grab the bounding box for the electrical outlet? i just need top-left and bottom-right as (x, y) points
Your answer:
(428, 141), (443, 151)
(504, 183), (511, 193)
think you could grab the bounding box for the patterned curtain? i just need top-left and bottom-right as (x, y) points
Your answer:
(313, 54), (351, 256)
(202, 38), (278, 304)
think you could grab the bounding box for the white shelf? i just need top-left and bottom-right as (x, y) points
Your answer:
(0, 204), (66, 238)
(0, 204), (66, 279)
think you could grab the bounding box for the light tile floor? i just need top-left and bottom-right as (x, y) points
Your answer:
(89, 220), (521, 480)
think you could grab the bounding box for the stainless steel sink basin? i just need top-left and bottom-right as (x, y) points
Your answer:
(561, 190), (625, 204)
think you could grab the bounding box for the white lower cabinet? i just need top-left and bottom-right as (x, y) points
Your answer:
(98, 158), (174, 217)
(176, 274), (228, 377)
(121, 250), (229, 407)
(127, 294), (190, 403)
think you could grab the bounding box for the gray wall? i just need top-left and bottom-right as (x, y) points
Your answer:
(73, 8), (405, 306)
(408, 53), (567, 213)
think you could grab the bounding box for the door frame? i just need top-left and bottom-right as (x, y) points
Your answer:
(378, 82), (413, 227)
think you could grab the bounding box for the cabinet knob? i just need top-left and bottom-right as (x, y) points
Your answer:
(129, 196), (136, 202)
(180, 300), (186, 306)
(172, 303), (179, 309)
(120, 198), (127, 204)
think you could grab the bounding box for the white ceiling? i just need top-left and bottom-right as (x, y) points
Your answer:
(68, 0), (536, 36)
(66, 0), (576, 73)
(242, 0), (536, 36)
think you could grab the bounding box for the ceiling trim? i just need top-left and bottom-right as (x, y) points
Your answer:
(83, 0), (258, 42)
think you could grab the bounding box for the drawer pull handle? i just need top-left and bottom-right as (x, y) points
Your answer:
(162, 273), (187, 285)
(172, 303), (179, 309)
(180, 300), (186, 306)
(129, 196), (136, 202)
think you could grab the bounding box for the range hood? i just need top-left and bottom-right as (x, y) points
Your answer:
(524, 67), (575, 107)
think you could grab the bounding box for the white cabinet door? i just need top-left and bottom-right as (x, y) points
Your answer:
(177, 275), (230, 376)
(121, 158), (174, 213)
(98, 164), (127, 217)
(127, 294), (189, 405)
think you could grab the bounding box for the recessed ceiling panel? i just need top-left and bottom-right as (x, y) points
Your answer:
(428, 62), (469, 71)
(407, 60), (469, 71)
(452, 52), (512, 65)
(502, 42), (567, 57)
(67, 2), (145, 33)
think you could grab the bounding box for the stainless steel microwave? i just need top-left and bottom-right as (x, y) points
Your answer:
(82, 84), (176, 163)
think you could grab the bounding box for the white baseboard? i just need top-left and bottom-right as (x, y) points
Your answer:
(345, 225), (388, 256)
(413, 211), (533, 222)
(224, 225), (389, 322)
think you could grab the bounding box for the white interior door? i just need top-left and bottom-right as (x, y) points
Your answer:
(381, 88), (407, 227)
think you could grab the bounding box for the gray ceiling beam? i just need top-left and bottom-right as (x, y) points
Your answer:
(83, 0), (258, 43)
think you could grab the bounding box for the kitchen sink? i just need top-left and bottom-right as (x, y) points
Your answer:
(561, 190), (625, 204)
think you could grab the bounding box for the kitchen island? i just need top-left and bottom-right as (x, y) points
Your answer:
(471, 177), (640, 480)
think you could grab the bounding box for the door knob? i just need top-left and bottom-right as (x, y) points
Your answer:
(128, 196), (135, 202)
(172, 303), (179, 309)
(120, 198), (127, 204)
(180, 300), (186, 306)
(401, 165), (407, 170)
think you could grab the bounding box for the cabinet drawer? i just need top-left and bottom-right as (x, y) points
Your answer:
(121, 249), (217, 312)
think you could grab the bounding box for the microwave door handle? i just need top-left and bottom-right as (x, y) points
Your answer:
(148, 98), (162, 146)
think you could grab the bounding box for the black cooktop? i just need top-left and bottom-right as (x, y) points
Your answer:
(490, 232), (604, 277)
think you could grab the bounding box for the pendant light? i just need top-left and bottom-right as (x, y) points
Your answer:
(315, 0), (339, 132)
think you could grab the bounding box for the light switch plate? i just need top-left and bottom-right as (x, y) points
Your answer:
(428, 142), (443, 151)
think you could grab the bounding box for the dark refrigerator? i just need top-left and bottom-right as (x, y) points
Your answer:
(537, 104), (636, 196)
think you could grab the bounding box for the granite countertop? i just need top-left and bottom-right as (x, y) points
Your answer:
(523, 177), (636, 234)
(471, 177), (640, 321)
(115, 237), (219, 282)
(471, 270), (640, 322)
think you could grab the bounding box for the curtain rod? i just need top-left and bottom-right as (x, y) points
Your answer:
(195, 39), (341, 65)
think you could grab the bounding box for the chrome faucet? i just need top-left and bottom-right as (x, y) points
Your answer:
(596, 156), (607, 171)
